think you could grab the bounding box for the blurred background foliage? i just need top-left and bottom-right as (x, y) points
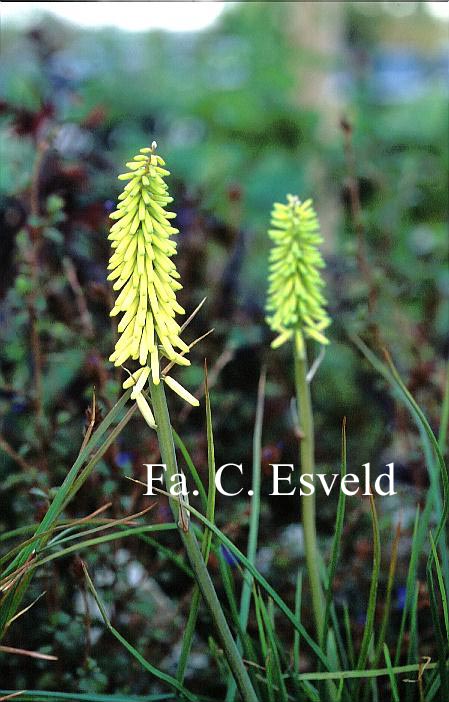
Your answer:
(0, 1), (448, 696)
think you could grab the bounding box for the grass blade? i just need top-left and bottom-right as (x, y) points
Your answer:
(0, 694), (175, 702)
(373, 522), (401, 666)
(148, 487), (333, 671)
(217, 556), (263, 699)
(356, 496), (381, 680)
(1, 524), (176, 594)
(342, 602), (355, 669)
(429, 532), (449, 645)
(177, 364), (217, 682)
(82, 562), (198, 701)
(0, 391), (133, 636)
(438, 361), (449, 454)
(383, 643), (400, 702)
(258, 594), (289, 700)
(293, 569), (303, 675)
(352, 336), (449, 588)
(226, 367), (266, 702)
(288, 659), (445, 682)
(393, 507), (420, 666)
(427, 537), (449, 691)
(322, 417), (347, 663)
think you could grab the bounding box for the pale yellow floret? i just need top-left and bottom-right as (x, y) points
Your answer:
(134, 392), (157, 429)
(131, 367), (151, 398)
(122, 366), (147, 389)
(163, 376), (199, 406)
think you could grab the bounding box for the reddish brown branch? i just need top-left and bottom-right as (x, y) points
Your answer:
(341, 116), (378, 316)
(63, 256), (95, 339)
(27, 140), (50, 449)
(0, 434), (34, 472)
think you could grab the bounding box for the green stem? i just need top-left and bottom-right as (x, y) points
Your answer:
(294, 344), (325, 644)
(149, 379), (258, 702)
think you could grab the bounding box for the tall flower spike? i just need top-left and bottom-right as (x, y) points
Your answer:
(265, 195), (331, 356)
(108, 143), (198, 407)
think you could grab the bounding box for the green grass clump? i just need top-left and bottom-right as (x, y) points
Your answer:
(1, 153), (448, 702)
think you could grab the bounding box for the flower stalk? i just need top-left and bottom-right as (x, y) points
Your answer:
(107, 145), (257, 701)
(294, 346), (325, 643)
(266, 195), (330, 643)
(149, 378), (258, 702)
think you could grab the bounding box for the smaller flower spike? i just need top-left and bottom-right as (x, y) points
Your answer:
(108, 144), (197, 407)
(265, 195), (330, 356)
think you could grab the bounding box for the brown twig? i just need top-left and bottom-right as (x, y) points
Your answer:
(0, 552), (36, 593)
(0, 692), (26, 701)
(161, 327), (214, 377)
(62, 256), (95, 338)
(0, 645), (57, 661)
(27, 140), (50, 456)
(0, 504), (153, 594)
(79, 388), (97, 455)
(0, 435), (34, 472)
(340, 116), (378, 317)
(80, 579), (92, 665)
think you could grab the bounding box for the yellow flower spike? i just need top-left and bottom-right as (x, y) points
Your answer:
(265, 195), (331, 356)
(108, 143), (199, 410)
